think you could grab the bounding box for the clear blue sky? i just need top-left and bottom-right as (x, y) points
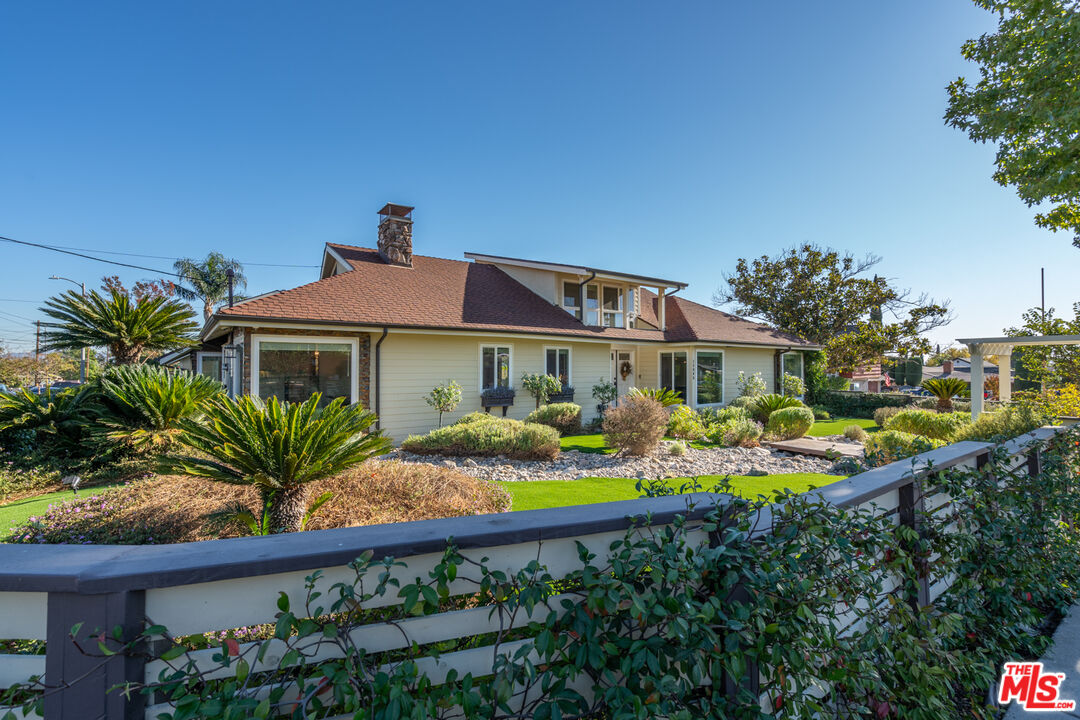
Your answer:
(1, 1), (1074, 353)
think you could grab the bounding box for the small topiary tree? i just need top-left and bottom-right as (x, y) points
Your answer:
(592, 378), (618, 414)
(423, 380), (463, 427)
(602, 395), (667, 456)
(522, 373), (562, 409)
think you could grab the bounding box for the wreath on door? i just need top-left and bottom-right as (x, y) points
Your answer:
(619, 360), (633, 380)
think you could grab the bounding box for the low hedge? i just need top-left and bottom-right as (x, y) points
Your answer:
(883, 409), (971, 441)
(819, 391), (915, 419)
(864, 429), (946, 467)
(524, 403), (582, 436)
(402, 414), (560, 460)
(953, 405), (1046, 442)
(765, 406), (815, 440)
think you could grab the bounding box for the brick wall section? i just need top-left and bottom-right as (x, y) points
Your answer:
(237, 327), (371, 409)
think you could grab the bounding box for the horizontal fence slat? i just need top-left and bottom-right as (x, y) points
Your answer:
(0, 654), (45, 687)
(0, 593), (47, 641)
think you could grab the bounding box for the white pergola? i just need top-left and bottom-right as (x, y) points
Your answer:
(956, 335), (1080, 418)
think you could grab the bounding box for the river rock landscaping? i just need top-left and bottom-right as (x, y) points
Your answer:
(387, 441), (837, 482)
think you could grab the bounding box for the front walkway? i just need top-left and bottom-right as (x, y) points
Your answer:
(1003, 604), (1080, 718)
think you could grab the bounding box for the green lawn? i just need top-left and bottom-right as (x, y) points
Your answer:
(0, 490), (78, 535)
(806, 417), (878, 437)
(498, 473), (841, 512)
(560, 434), (617, 454)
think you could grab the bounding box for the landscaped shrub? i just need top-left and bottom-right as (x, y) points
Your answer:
(0, 464), (60, 503)
(601, 395), (667, 455)
(455, 411), (497, 426)
(524, 403), (582, 436)
(953, 405), (1046, 442)
(0, 385), (102, 471)
(667, 440), (687, 456)
(726, 395), (756, 411)
(820, 390), (915, 419)
(1014, 385), (1080, 418)
(843, 424), (868, 442)
(913, 397), (973, 413)
(749, 393), (803, 423)
(872, 405), (902, 428)
(98, 363), (224, 451)
(863, 429), (946, 467)
(666, 405), (707, 441)
(921, 377), (971, 412)
(700, 405), (750, 427)
(810, 405), (831, 421)
(765, 406), (814, 440)
(628, 386), (684, 407)
(781, 372), (805, 398)
(402, 416), (560, 461)
(6, 486), (167, 545)
(717, 418), (763, 447)
(734, 371), (767, 398)
(521, 373), (561, 409)
(883, 409), (971, 441)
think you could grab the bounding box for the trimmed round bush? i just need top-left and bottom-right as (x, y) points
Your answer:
(524, 403), (583, 436)
(765, 406), (815, 440)
(750, 393), (804, 423)
(843, 424), (868, 442)
(952, 405), (1046, 442)
(668, 440), (687, 456)
(667, 405), (707, 441)
(883, 409), (970, 441)
(727, 395), (756, 411)
(810, 405), (831, 421)
(402, 417), (560, 460)
(872, 406), (902, 428)
(864, 430), (946, 467)
(700, 406), (751, 426)
(602, 395), (667, 456)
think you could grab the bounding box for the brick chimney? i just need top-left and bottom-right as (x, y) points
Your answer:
(377, 203), (414, 267)
(942, 360), (953, 375)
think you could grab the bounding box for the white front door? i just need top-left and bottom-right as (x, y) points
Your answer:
(611, 349), (636, 405)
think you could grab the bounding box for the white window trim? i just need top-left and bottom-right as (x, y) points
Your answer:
(196, 351), (223, 381)
(250, 334), (360, 404)
(560, 282), (582, 320)
(478, 343), (514, 391)
(657, 350), (689, 403)
(601, 285), (625, 328)
(781, 351), (804, 379)
(543, 345), (572, 386)
(694, 349), (725, 408)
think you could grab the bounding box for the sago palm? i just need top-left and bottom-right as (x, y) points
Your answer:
(167, 393), (391, 533)
(173, 253), (247, 321)
(41, 288), (197, 364)
(98, 363), (224, 452)
(628, 386), (684, 407)
(921, 377), (971, 412)
(0, 385), (100, 457)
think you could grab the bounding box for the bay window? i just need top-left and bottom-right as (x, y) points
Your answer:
(659, 351), (688, 403)
(696, 351), (724, 405)
(252, 336), (357, 407)
(481, 345), (512, 390)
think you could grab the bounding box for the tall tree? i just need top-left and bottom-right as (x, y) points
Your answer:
(945, 0), (1080, 246)
(173, 253), (247, 321)
(41, 288), (198, 365)
(714, 245), (950, 372)
(1005, 303), (1080, 387)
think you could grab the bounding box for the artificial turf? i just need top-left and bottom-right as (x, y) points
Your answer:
(806, 417), (879, 437)
(497, 472), (841, 512)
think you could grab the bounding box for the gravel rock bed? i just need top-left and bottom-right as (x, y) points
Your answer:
(384, 443), (837, 483)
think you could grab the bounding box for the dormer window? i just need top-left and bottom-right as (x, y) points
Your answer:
(585, 284), (600, 325)
(602, 287), (624, 328)
(561, 281), (582, 320)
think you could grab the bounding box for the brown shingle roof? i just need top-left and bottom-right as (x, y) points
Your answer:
(215, 244), (814, 348)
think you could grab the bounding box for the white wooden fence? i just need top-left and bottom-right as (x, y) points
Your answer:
(0, 426), (1063, 719)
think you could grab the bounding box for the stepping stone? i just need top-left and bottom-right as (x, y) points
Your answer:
(765, 438), (864, 459)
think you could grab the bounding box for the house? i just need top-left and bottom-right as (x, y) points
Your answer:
(840, 364), (884, 392)
(922, 358), (1009, 385)
(182, 204), (817, 442)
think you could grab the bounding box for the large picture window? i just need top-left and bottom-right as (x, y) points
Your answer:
(481, 345), (512, 390)
(253, 337), (356, 407)
(696, 351), (724, 405)
(659, 351), (688, 404)
(545, 347), (570, 386)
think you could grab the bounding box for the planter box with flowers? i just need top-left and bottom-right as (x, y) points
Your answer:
(548, 386), (575, 404)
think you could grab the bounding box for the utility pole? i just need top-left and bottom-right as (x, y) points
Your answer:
(34, 321), (41, 387)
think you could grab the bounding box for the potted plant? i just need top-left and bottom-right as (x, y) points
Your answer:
(592, 378), (618, 416)
(480, 385), (516, 416)
(521, 372), (562, 409)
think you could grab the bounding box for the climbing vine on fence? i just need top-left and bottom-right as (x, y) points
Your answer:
(3, 430), (1080, 719)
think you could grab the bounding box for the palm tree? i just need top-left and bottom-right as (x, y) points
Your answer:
(166, 393), (391, 533)
(41, 289), (198, 365)
(173, 253), (247, 321)
(921, 377), (970, 413)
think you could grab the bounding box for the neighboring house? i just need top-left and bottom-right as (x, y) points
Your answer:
(176, 204), (817, 442)
(922, 358), (1009, 385)
(840, 364), (884, 393)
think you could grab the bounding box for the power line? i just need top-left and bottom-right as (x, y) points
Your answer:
(1, 234), (186, 278)
(47, 242), (319, 268)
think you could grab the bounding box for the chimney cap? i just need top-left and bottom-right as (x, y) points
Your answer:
(378, 203), (414, 220)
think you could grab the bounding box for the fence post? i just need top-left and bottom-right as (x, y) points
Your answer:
(710, 501), (760, 703)
(897, 480), (930, 608)
(44, 590), (146, 720)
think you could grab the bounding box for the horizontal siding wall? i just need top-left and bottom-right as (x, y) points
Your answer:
(374, 333), (610, 443)
(721, 346), (777, 402)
